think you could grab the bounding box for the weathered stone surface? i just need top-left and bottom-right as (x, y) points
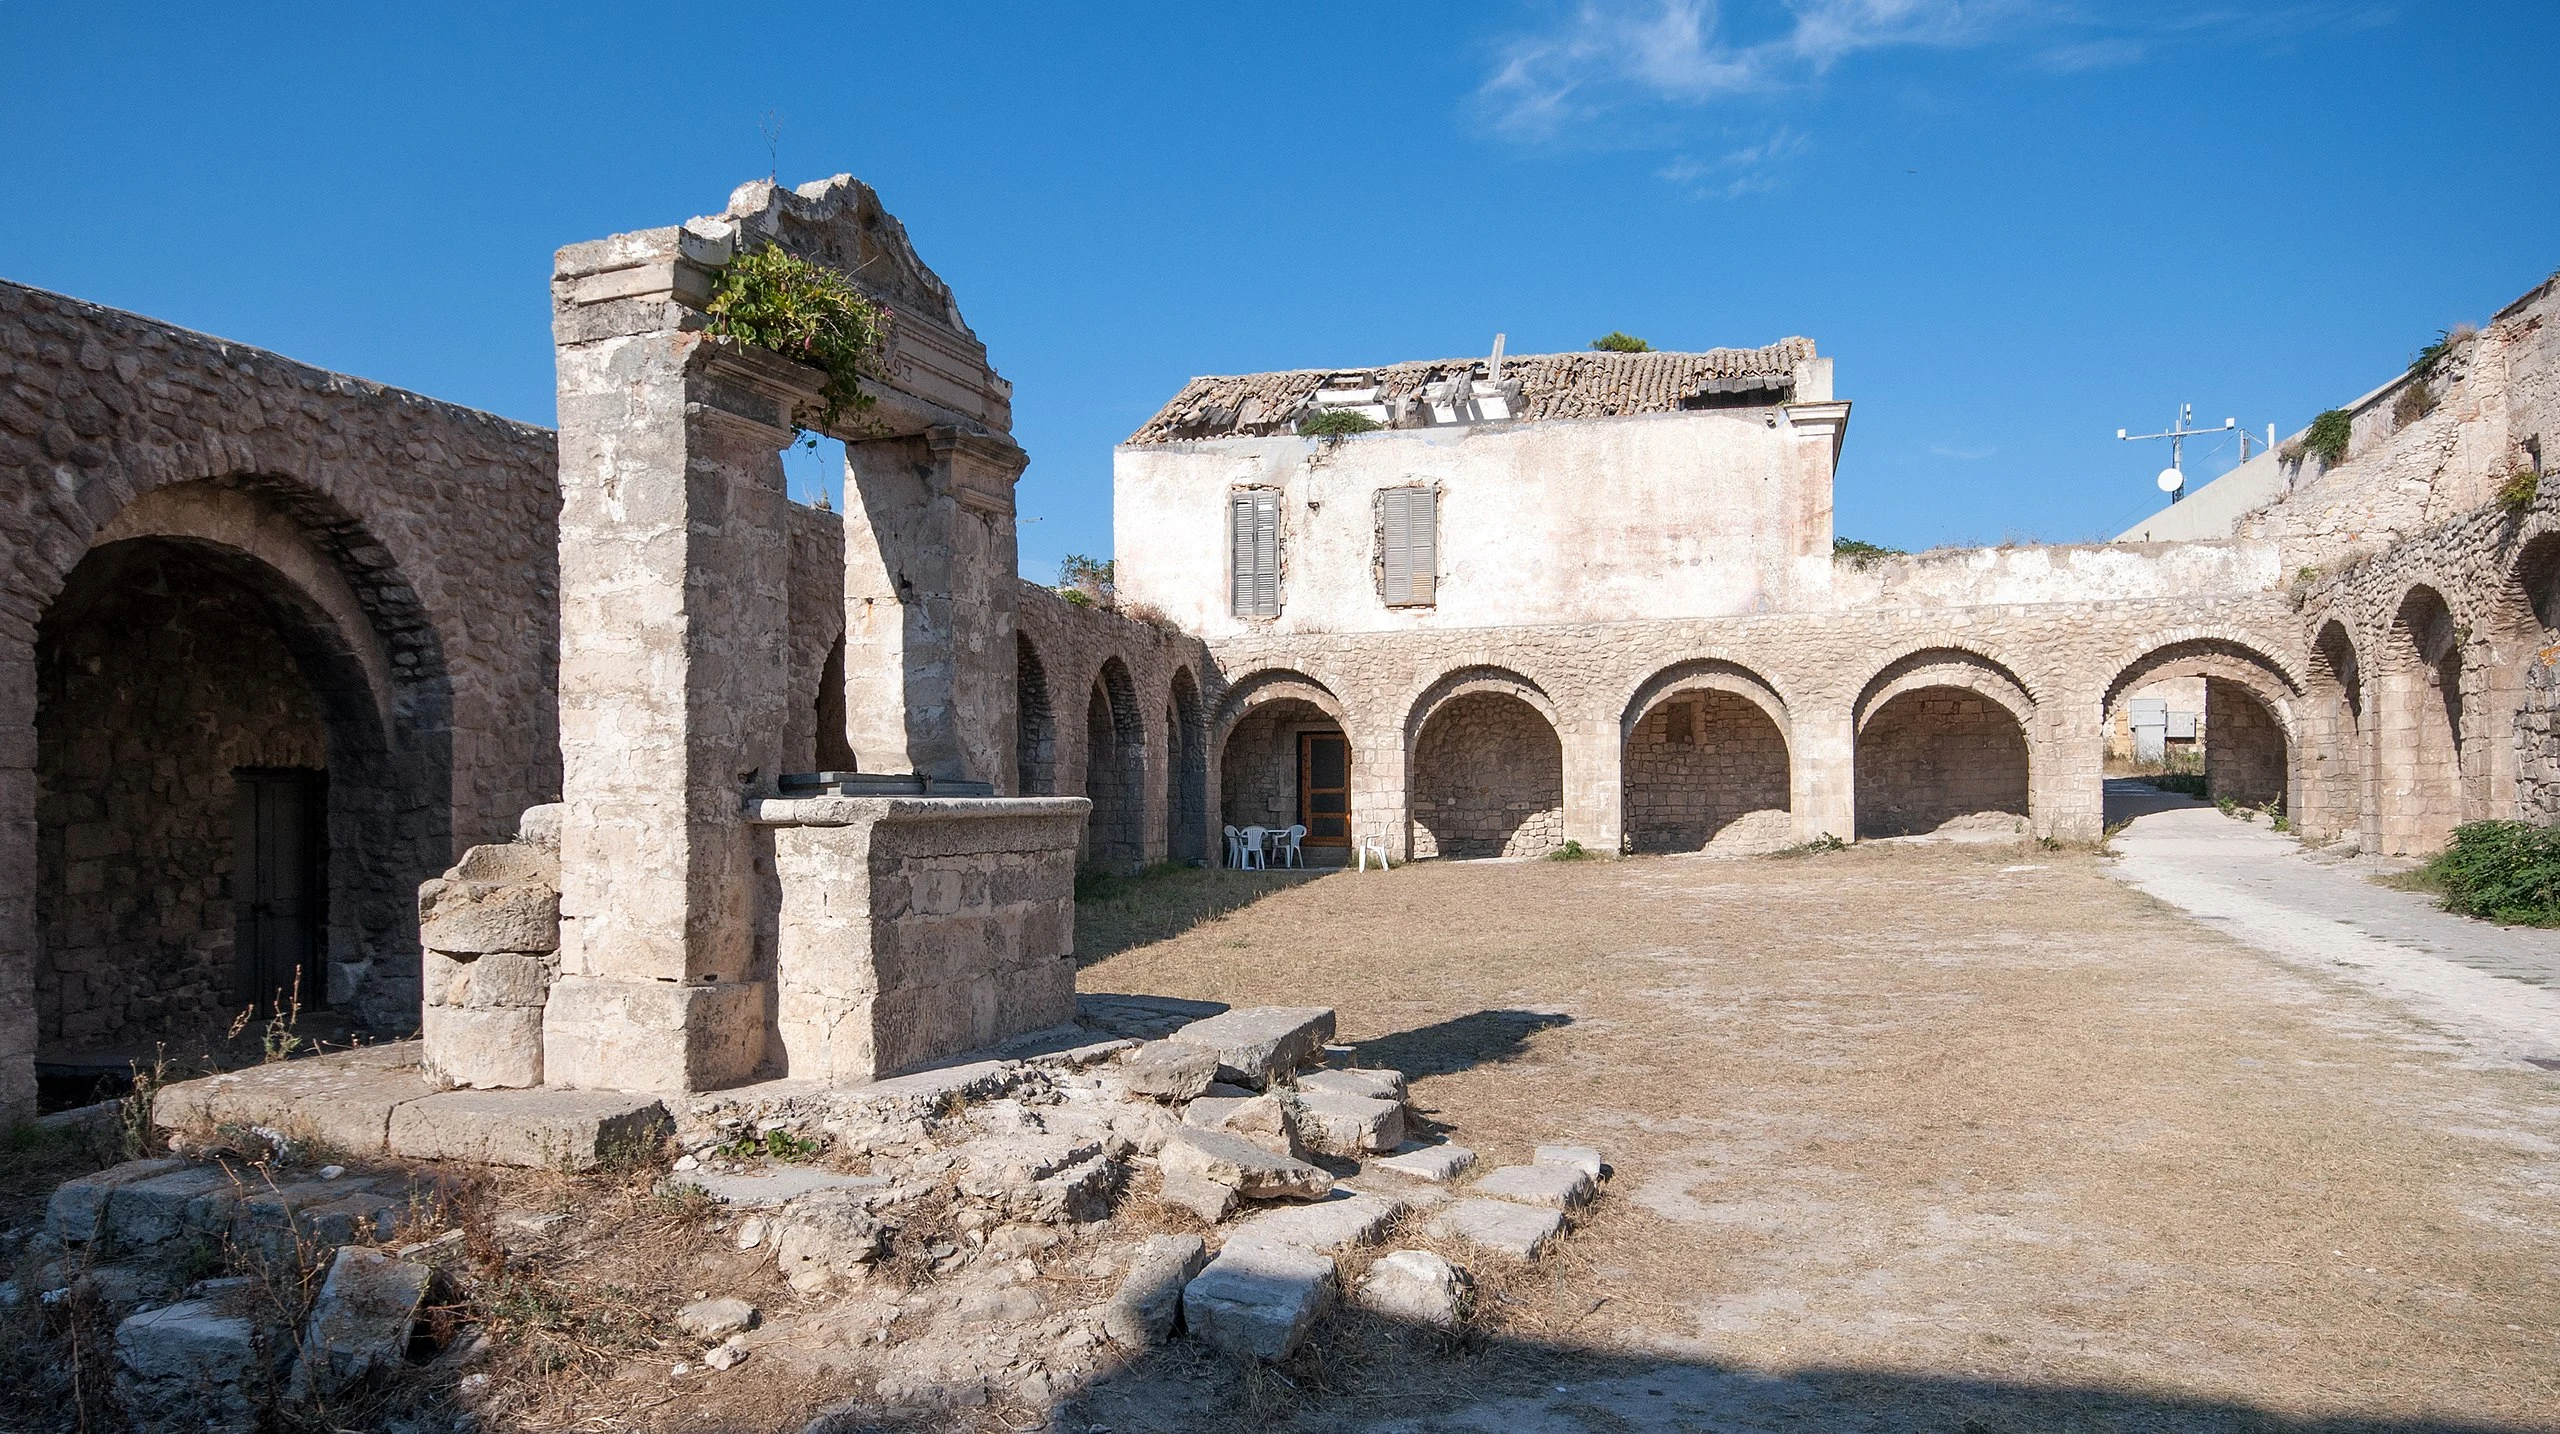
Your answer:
(384, 1088), (671, 1169)
(1372, 1143), (1477, 1183)
(1182, 1092), (1303, 1158)
(771, 1190), (887, 1294)
(1472, 1162), (1595, 1211)
(1182, 1245), (1336, 1361)
(1534, 1144), (1605, 1180)
(152, 1044), (430, 1154)
(229, 1178), (410, 1269)
(99, 1163), (243, 1251)
(420, 1005), (545, 1089)
(47, 1157), (185, 1243)
(677, 1296), (758, 1339)
(1428, 1198), (1566, 1259)
(1220, 1191), (1407, 1260)
(687, 1168), (889, 1208)
(1101, 1233), (1207, 1348)
(1354, 1249), (1467, 1328)
(289, 1247), (430, 1400)
(417, 853), (560, 955)
(1166, 1007), (1336, 1088)
(1119, 1040), (1220, 1101)
(114, 1297), (277, 1434)
(1158, 1171), (1239, 1223)
(1291, 1089), (1405, 1157)
(1299, 1067), (1406, 1101)
(1158, 1125), (1331, 1201)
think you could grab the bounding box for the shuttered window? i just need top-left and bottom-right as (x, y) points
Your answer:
(1379, 485), (1437, 607)
(1230, 489), (1281, 617)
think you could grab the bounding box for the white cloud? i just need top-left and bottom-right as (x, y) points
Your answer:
(1658, 125), (1813, 196)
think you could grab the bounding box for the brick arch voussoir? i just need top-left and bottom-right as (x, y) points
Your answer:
(1212, 666), (1350, 743)
(1402, 664), (1561, 749)
(1853, 644), (2038, 734)
(1620, 657), (1794, 753)
(2100, 631), (2305, 739)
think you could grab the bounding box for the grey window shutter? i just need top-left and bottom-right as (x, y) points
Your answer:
(1230, 492), (1256, 616)
(1382, 489), (1413, 604)
(1408, 487), (1436, 605)
(1252, 491), (1280, 616)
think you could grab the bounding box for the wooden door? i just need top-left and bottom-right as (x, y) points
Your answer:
(1298, 732), (1351, 848)
(234, 768), (326, 1012)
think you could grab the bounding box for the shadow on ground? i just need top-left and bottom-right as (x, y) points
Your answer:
(1075, 866), (1329, 965)
(1352, 1009), (1574, 1079)
(2104, 775), (2209, 827)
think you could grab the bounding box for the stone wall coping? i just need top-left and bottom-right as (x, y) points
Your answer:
(748, 795), (1092, 827)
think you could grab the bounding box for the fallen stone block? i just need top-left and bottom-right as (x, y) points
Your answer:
(385, 1088), (670, 1169)
(677, 1296), (758, 1339)
(771, 1190), (886, 1295)
(1182, 1092), (1303, 1158)
(103, 1163), (244, 1252)
(1101, 1233), (1208, 1348)
(289, 1247), (431, 1401)
(1472, 1162), (1595, 1212)
(1181, 1245), (1336, 1361)
(1298, 1067), (1406, 1102)
(1166, 1006), (1336, 1088)
(115, 1297), (279, 1434)
(229, 1178), (410, 1270)
(1534, 1144), (1605, 1180)
(1354, 1249), (1467, 1328)
(1158, 1172), (1239, 1223)
(687, 1168), (890, 1208)
(1291, 1090), (1405, 1158)
(1428, 1198), (1566, 1260)
(1158, 1126), (1331, 1201)
(1220, 1191), (1407, 1260)
(1372, 1143), (1476, 1183)
(1118, 1040), (1221, 1101)
(48, 1158), (186, 1244)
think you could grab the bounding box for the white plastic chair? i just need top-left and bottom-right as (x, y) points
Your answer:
(1223, 824), (1243, 868)
(1238, 825), (1268, 870)
(1355, 825), (1391, 872)
(1277, 824), (1307, 868)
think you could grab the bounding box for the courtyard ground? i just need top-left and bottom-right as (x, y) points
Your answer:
(1061, 826), (2560, 1433)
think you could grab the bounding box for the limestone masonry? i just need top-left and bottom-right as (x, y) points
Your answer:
(1, 169), (2554, 1114)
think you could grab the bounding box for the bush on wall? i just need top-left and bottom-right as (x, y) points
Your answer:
(703, 244), (890, 432)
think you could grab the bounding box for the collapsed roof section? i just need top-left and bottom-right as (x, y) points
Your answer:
(1124, 338), (1819, 446)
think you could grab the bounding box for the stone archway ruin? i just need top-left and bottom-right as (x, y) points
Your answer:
(1408, 671), (1566, 860)
(1620, 661), (1792, 855)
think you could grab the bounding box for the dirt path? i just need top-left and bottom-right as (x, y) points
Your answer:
(1068, 843), (2560, 1432)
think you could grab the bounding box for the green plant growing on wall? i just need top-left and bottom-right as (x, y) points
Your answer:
(1590, 331), (1653, 353)
(703, 244), (890, 432)
(1833, 536), (1906, 571)
(2303, 409), (2352, 467)
(1058, 554), (1114, 607)
(2496, 468), (2541, 517)
(1299, 409), (1382, 438)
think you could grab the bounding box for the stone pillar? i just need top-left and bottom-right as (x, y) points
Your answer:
(1561, 720), (1622, 855)
(2035, 701), (2107, 844)
(842, 430), (1028, 783)
(541, 225), (808, 1092)
(1795, 704), (1856, 843)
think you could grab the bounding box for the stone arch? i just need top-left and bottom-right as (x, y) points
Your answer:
(1166, 667), (1209, 865)
(1216, 668), (1351, 865)
(2101, 637), (2299, 809)
(2300, 620), (2366, 843)
(2380, 584), (2469, 853)
(1407, 667), (1565, 860)
(28, 476), (452, 1063)
(1853, 648), (2034, 840)
(1619, 660), (1793, 855)
(2493, 533), (2560, 821)
(1016, 633), (1056, 796)
(1083, 658), (1146, 871)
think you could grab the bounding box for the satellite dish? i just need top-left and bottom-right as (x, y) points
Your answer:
(2156, 467), (2184, 493)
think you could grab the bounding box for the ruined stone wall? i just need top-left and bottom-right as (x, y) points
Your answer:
(2204, 678), (2287, 808)
(1853, 690), (2030, 839)
(786, 503), (849, 773)
(1013, 583), (1213, 866)
(1623, 690), (1791, 854)
(0, 281), (559, 1111)
(1410, 693), (1566, 859)
(36, 549), (327, 1050)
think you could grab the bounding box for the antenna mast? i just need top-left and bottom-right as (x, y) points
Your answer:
(2117, 403), (2253, 505)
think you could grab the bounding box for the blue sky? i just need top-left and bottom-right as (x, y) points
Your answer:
(4, 2), (2553, 578)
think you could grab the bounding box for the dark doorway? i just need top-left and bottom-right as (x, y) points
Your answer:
(234, 768), (326, 1013)
(1298, 732), (1351, 850)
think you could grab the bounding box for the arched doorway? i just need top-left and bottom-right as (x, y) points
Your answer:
(1409, 671), (1565, 859)
(2382, 586), (2467, 854)
(1016, 634), (1056, 796)
(1083, 659), (1145, 872)
(1167, 669), (1209, 865)
(2499, 535), (2560, 822)
(1621, 662), (1792, 855)
(2301, 621), (2364, 843)
(2101, 637), (2298, 813)
(1854, 650), (2033, 840)
(1216, 670), (1352, 867)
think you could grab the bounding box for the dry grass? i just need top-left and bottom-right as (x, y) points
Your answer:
(1068, 842), (2560, 1432)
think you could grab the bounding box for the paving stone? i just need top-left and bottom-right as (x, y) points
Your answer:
(685, 1168), (889, 1208)
(1118, 1040), (1220, 1101)
(1219, 1191), (1407, 1260)
(1181, 1244), (1336, 1361)
(1298, 1067), (1407, 1102)
(289, 1247), (431, 1400)
(47, 1158), (185, 1244)
(1354, 1249), (1467, 1328)
(385, 1088), (671, 1169)
(101, 1163), (244, 1252)
(1158, 1125), (1331, 1201)
(1427, 1198), (1567, 1259)
(1371, 1143), (1476, 1183)
(1157, 1172), (1239, 1224)
(676, 1296), (758, 1339)
(1181, 1092), (1303, 1157)
(151, 1044), (430, 1154)
(1291, 1089), (1405, 1157)
(1165, 1006), (1337, 1088)
(1471, 1162), (1595, 1211)
(1101, 1233), (1207, 1348)
(1534, 1144), (1605, 1180)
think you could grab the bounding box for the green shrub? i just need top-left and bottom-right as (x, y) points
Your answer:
(2303, 409), (2352, 467)
(1590, 332), (1653, 353)
(1833, 536), (1906, 570)
(703, 244), (890, 431)
(2421, 821), (2560, 925)
(1299, 409), (1382, 438)
(1548, 839), (1593, 861)
(2496, 468), (2540, 516)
